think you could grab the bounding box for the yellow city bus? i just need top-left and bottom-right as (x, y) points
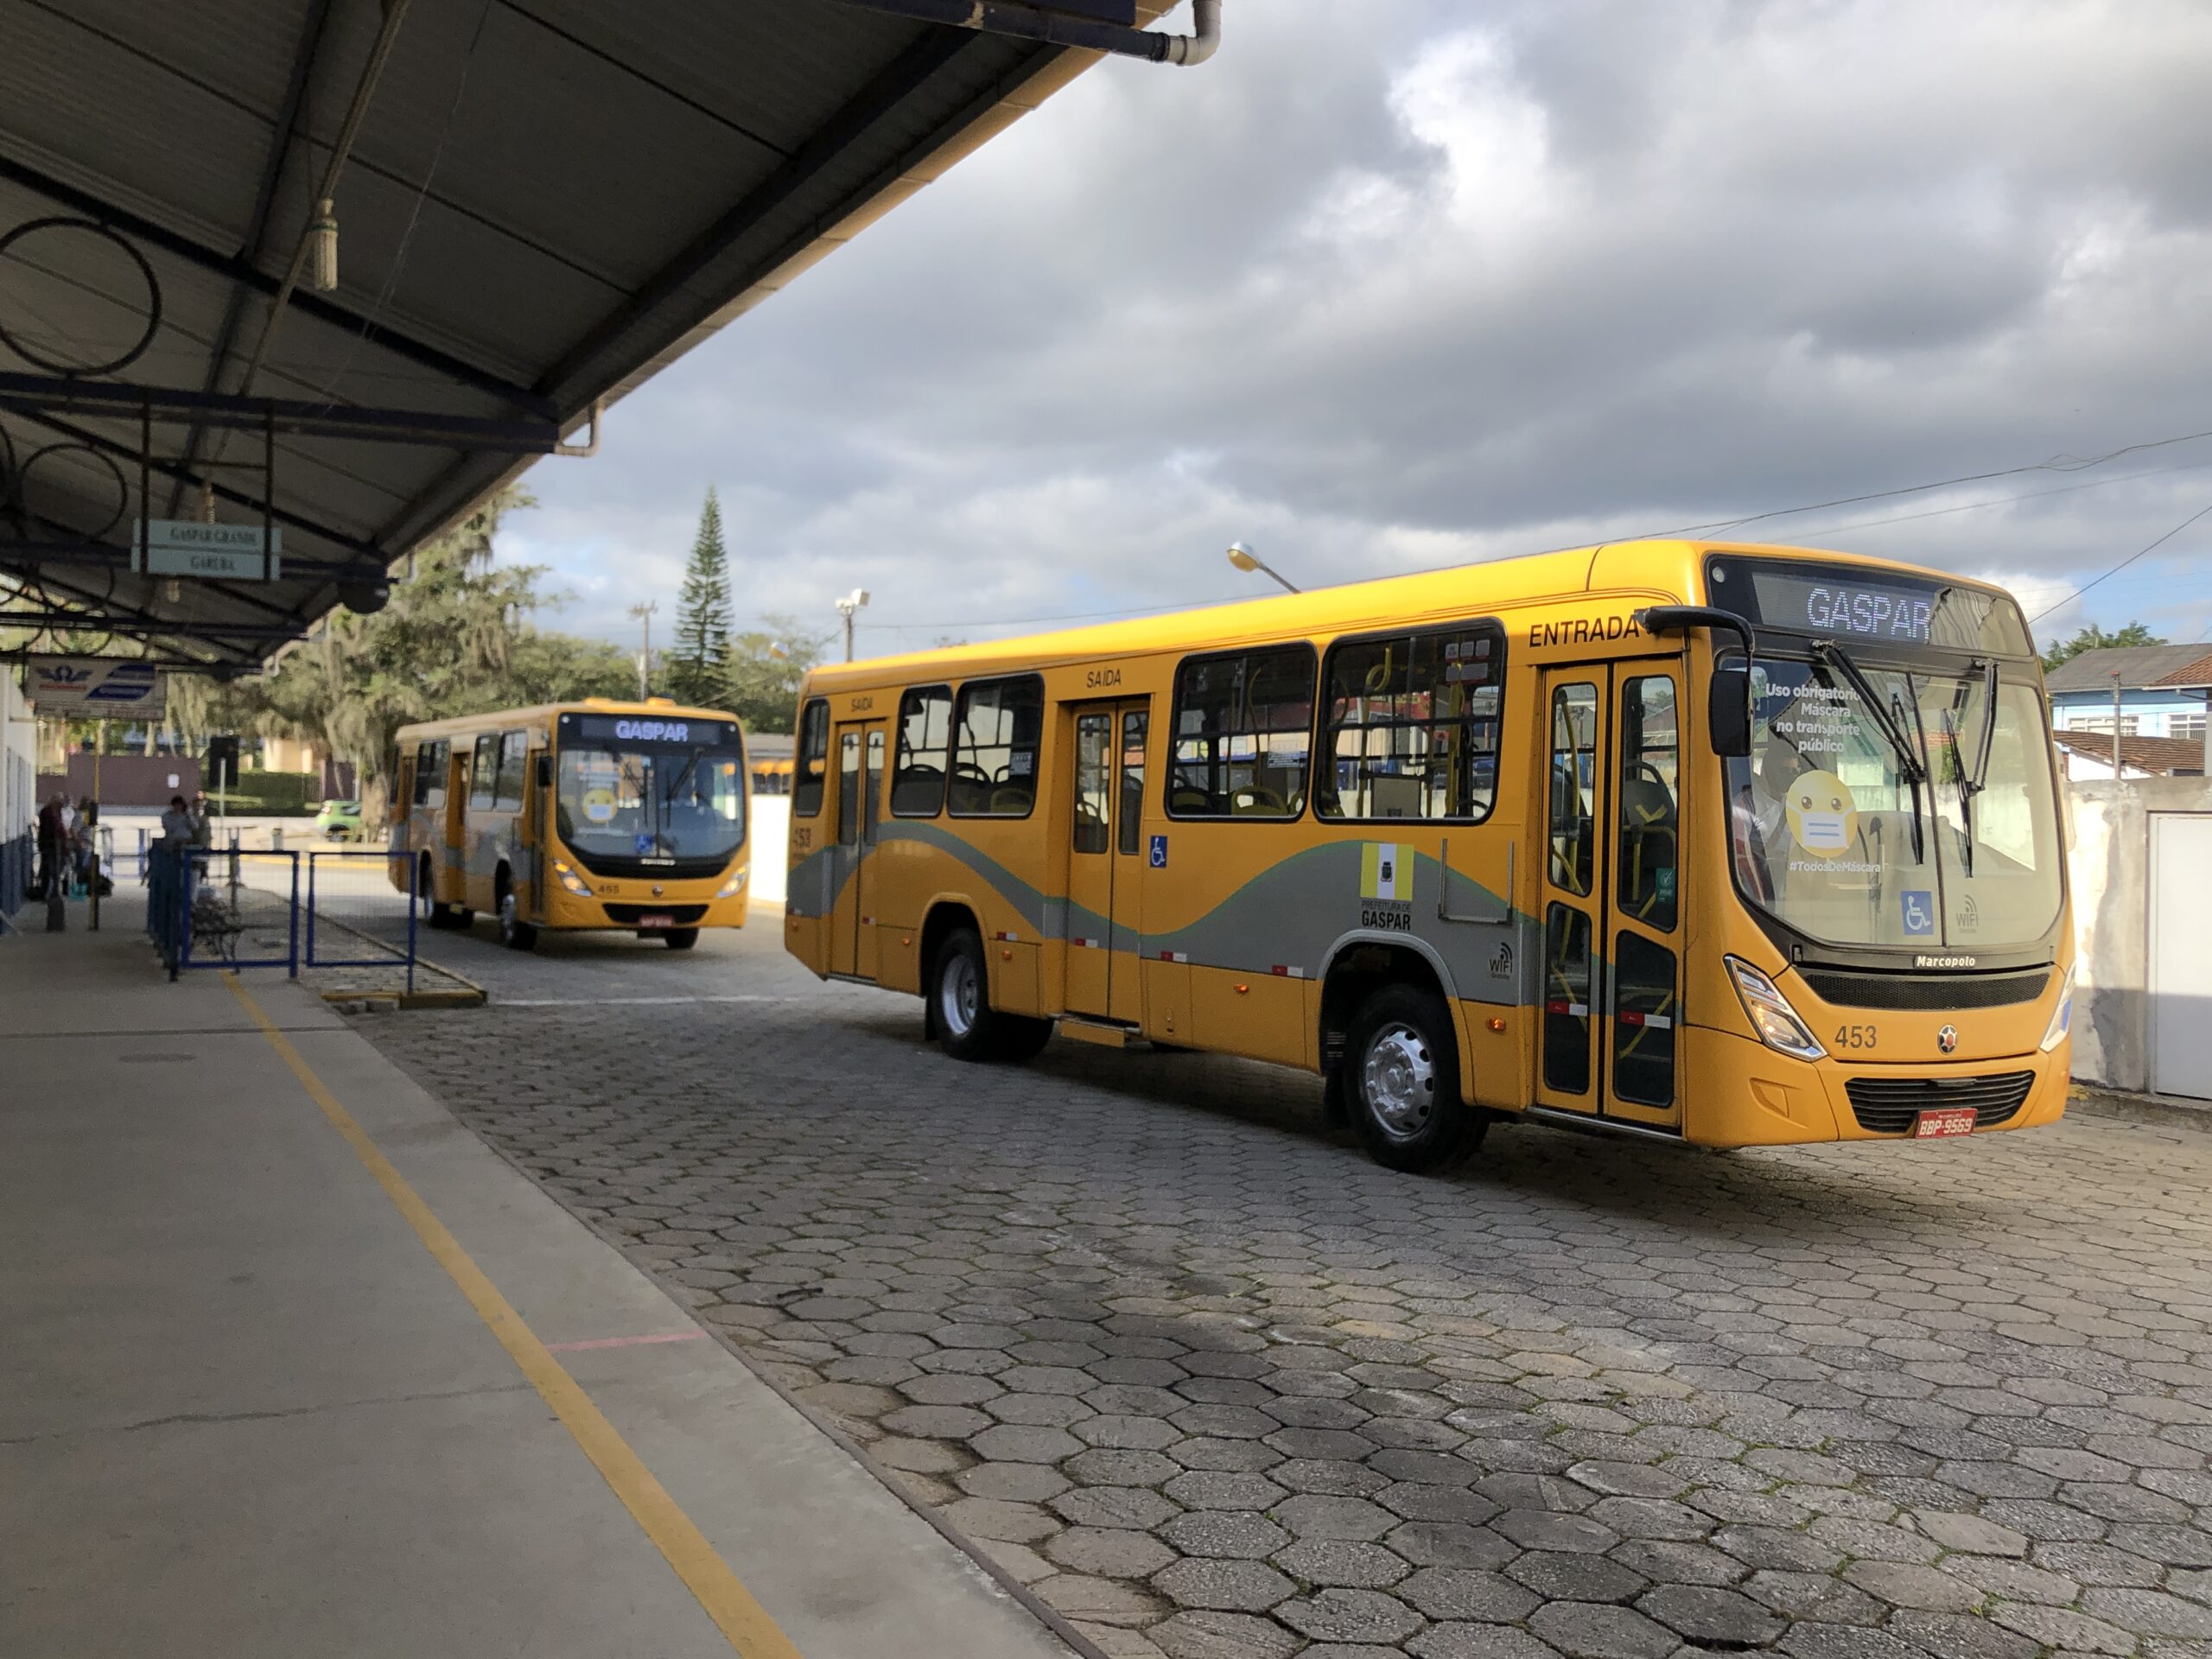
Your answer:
(392, 698), (750, 950)
(785, 539), (2073, 1171)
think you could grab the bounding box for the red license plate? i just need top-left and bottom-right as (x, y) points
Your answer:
(1914, 1107), (1977, 1139)
(635, 913), (674, 929)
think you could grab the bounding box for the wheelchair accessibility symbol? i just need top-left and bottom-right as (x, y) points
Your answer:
(1149, 835), (1168, 869)
(1901, 889), (1936, 937)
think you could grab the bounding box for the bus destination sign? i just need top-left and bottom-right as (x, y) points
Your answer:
(562, 713), (738, 747)
(1710, 558), (2035, 656)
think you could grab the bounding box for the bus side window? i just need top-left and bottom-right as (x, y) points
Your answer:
(415, 741), (445, 809)
(1318, 623), (1503, 822)
(493, 731), (528, 812)
(949, 676), (1043, 818)
(794, 699), (830, 817)
(469, 734), (499, 810)
(893, 685), (952, 817)
(1166, 645), (1314, 820)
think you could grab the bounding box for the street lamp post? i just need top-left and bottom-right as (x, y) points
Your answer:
(628, 601), (658, 698)
(1226, 541), (1300, 594)
(836, 588), (870, 663)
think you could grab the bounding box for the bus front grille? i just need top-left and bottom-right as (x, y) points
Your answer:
(1801, 969), (2050, 1010)
(1845, 1071), (2036, 1135)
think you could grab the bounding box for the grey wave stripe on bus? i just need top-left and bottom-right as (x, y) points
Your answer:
(788, 828), (1537, 1008)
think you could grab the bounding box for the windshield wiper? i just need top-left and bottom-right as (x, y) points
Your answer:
(1943, 661), (2001, 876)
(1810, 639), (1926, 862)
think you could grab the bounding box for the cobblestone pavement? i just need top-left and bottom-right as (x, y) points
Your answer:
(363, 924), (2212, 1659)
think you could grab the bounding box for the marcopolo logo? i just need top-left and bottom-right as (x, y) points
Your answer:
(1913, 954), (1979, 969)
(613, 719), (690, 743)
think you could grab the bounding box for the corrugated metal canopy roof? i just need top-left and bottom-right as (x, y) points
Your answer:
(0, 0), (1171, 671)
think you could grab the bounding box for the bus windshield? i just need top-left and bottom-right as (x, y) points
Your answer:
(556, 740), (745, 864)
(1726, 655), (2062, 951)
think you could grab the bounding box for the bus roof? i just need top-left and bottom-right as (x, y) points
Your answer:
(393, 698), (741, 744)
(803, 537), (2014, 694)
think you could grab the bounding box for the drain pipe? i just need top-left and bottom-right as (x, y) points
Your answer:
(828, 0), (1220, 65)
(1160, 0), (1220, 67)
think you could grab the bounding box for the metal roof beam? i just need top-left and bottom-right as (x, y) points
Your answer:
(0, 372), (561, 451)
(531, 26), (978, 401)
(0, 151), (557, 419)
(6, 404), (387, 559)
(168, 0), (339, 515)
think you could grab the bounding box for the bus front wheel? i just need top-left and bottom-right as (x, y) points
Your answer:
(1344, 985), (1486, 1175)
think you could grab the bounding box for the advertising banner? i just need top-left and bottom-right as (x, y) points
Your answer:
(20, 657), (165, 718)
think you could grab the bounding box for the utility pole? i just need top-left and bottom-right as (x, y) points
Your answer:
(836, 588), (870, 663)
(629, 601), (658, 698)
(2110, 669), (2122, 778)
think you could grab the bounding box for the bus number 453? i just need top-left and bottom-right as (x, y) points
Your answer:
(1834, 1023), (1878, 1050)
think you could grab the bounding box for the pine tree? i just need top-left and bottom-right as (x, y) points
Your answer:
(667, 487), (734, 709)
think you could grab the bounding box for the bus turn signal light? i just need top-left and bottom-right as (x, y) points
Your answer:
(1726, 957), (1826, 1063)
(1488, 1016), (1507, 1033)
(552, 859), (591, 898)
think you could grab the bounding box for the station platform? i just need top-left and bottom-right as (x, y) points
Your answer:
(0, 902), (1075, 1659)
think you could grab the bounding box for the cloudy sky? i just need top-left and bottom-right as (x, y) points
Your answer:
(505, 0), (2212, 659)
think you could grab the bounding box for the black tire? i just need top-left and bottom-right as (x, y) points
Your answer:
(1344, 985), (1486, 1174)
(931, 927), (999, 1063)
(991, 1014), (1054, 1062)
(497, 879), (537, 951)
(663, 928), (700, 950)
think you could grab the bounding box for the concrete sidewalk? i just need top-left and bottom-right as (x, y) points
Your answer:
(0, 906), (1076, 1659)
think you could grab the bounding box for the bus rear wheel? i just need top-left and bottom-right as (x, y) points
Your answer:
(1344, 985), (1485, 1174)
(662, 928), (699, 950)
(933, 927), (1014, 1063)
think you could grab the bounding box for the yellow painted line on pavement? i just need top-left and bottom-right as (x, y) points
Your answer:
(222, 973), (802, 1659)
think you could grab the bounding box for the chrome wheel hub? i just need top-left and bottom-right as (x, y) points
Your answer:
(1362, 1022), (1434, 1141)
(941, 952), (980, 1037)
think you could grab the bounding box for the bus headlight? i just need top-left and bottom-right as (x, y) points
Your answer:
(1726, 957), (1827, 1062)
(552, 858), (591, 898)
(716, 868), (747, 899)
(2040, 963), (2074, 1052)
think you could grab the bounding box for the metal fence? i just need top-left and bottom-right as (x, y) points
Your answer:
(174, 849), (300, 976)
(304, 850), (418, 992)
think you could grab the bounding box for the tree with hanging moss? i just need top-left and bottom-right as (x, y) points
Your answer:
(666, 486), (734, 709)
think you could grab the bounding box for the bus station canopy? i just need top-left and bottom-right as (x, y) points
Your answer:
(0, 2), (1177, 671)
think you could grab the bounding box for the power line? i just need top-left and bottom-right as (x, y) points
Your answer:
(1645, 424), (2212, 539)
(2027, 496), (2212, 623)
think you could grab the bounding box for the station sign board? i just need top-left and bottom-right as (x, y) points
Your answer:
(131, 520), (282, 582)
(21, 656), (165, 717)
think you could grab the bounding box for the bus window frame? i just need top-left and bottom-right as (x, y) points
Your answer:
(947, 673), (1046, 822)
(493, 730), (529, 812)
(891, 683), (954, 819)
(415, 739), (448, 809)
(1165, 642), (1319, 824)
(468, 733), (499, 810)
(1315, 618), (1507, 826)
(794, 698), (830, 817)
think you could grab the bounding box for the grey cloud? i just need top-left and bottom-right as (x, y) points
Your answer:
(517, 0), (2212, 656)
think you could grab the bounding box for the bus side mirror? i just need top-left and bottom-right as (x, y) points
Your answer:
(536, 754), (552, 789)
(1710, 665), (1753, 758)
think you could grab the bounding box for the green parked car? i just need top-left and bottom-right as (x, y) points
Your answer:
(314, 800), (364, 842)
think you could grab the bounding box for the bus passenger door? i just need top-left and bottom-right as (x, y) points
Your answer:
(829, 721), (887, 979)
(1065, 700), (1149, 1026)
(1532, 663), (1686, 1132)
(1534, 670), (1608, 1120)
(1604, 664), (1684, 1131)
(520, 748), (549, 920)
